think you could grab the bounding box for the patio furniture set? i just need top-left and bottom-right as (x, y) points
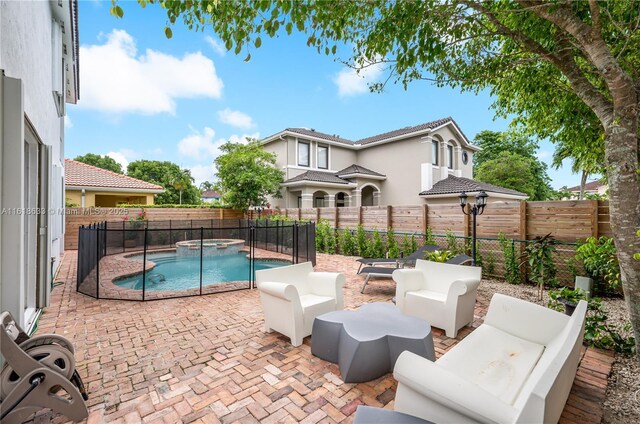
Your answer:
(255, 250), (589, 424)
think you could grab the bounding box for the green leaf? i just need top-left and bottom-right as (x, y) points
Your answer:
(244, 53), (252, 62)
(110, 5), (124, 18)
(254, 37), (262, 48)
(164, 26), (173, 39)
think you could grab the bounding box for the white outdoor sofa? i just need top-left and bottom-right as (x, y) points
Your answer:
(255, 262), (344, 347)
(391, 293), (588, 424)
(393, 260), (482, 338)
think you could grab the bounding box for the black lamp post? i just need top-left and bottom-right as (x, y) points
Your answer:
(459, 191), (489, 266)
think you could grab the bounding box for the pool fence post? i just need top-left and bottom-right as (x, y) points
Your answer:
(122, 220), (125, 253)
(199, 227), (204, 296)
(169, 220), (172, 247)
(142, 228), (148, 301)
(96, 225), (100, 299)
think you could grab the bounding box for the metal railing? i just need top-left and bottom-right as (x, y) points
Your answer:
(76, 219), (315, 301)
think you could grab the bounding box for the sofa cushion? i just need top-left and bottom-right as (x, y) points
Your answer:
(437, 324), (545, 405)
(406, 290), (447, 303)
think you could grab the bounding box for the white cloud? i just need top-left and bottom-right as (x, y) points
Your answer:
(228, 132), (260, 144)
(79, 30), (223, 115)
(205, 36), (226, 56)
(177, 127), (221, 159)
(106, 151), (132, 171)
(217, 108), (256, 129)
(64, 116), (73, 128)
(536, 150), (551, 160)
(189, 164), (217, 186)
(333, 62), (384, 97)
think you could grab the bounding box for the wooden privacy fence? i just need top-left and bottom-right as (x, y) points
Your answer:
(64, 207), (243, 250)
(276, 200), (611, 242)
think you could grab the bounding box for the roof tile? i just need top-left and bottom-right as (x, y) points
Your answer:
(65, 159), (164, 191)
(419, 175), (527, 197)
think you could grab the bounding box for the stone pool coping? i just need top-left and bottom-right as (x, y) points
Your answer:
(76, 247), (293, 301)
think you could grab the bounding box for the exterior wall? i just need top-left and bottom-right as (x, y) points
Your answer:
(66, 190), (155, 207)
(0, 1), (72, 329)
(356, 135), (428, 206)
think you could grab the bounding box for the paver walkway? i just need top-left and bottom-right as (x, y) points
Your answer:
(30, 251), (613, 423)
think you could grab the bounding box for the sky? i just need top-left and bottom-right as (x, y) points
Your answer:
(65, 1), (584, 189)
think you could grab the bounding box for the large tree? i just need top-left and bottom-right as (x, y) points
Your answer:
(74, 153), (123, 174)
(476, 151), (539, 199)
(127, 160), (200, 205)
(473, 131), (553, 200)
(214, 140), (284, 211)
(117, 1), (640, 358)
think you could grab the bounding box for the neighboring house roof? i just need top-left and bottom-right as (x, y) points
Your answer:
(419, 175), (528, 198)
(282, 163), (386, 187)
(566, 181), (606, 192)
(65, 159), (164, 192)
(285, 170), (354, 185)
(285, 128), (353, 145)
(356, 117), (456, 145)
(262, 117), (480, 151)
(336, 165), (386, 178)
(202, 190), (221, 198)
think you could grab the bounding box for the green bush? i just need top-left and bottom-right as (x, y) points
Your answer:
(368, 229), (385, 258)
(499, 233), (520, 284)
(523, 233), (558, 300)
(339, 228), (357, 256)
(410, 233), (418, 253)
(548, 288), (635, 354)
(386, 228), (400, 258)
(485, 252), (496, 275)
(315, 219), (332, 253)
(445, 229), (463, 254)
(117, 203), (225, 209)
(424, 250), (454, 262)
(425, 227), (436, 245)
(400, 234), (412, 257)
(355, 225), (368, 257)
(575, 236), (621, 295)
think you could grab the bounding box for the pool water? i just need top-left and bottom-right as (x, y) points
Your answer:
(115, 252), (287, 291)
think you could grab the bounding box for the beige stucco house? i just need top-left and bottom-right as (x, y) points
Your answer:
(65, 159), (164, 207)
(262, 117), (527, 208)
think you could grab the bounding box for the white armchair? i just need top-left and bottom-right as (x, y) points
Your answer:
(255, 262), (345, 347)
(393, 259), (482, 338)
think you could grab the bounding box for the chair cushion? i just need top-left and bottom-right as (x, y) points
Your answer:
(406, 290), (447, 303)
(300, 294), (336, 334)
(437, 324), (545, 405)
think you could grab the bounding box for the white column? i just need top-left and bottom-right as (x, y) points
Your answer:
(421, 163), (433, 191)
(300, 193), (314, 208)
(325, 194), (335, 208)
(373, 191), (382, 206)
(351, 189), (362, 207)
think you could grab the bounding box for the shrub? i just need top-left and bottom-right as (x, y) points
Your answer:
(499, 233), (520, 284)
(368, 229), (385, 258)
(425, 227), (436, 245)
(575, 236), (621, 295)
(315, 219), (334, 253)
(485, 252), (496, 275)
(400, 233), (412, 257)
(386, 228), (400, 258)
(522, 233), (558, 300)
(424, 250), (454, 262)
(548, 288), (635, 354)
(355, 225), (368, 257)
(339, 228), (357, 256)
(445, 229), (463, 254)
(410, 233), (418, 253)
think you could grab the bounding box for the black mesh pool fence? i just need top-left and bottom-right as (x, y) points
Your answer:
(76, 219), (316, 301)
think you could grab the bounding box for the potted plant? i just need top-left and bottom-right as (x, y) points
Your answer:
(548, 287), (586, 316)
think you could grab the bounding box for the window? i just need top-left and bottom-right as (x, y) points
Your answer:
(447, 145), (454, 169)
(298, 141), (310, 167)
(462, 151), (469, 165)
(431, 141), (439, 165)
(317, 145), (328, 169)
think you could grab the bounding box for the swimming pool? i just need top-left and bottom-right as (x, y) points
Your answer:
(115, 252), (287, 291)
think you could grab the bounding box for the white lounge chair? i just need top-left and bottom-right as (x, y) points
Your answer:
(393, 259), (481, 337)
(255, 262), (344, 347)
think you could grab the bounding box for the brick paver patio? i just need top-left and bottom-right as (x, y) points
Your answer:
(31, 251), (613, 423)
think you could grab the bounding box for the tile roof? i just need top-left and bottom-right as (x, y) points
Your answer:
(566, 180), (605, 191)
(201, 190), (221, 198)
(356, 117), (455, 145)
(284, 170), (352, 185)
(285, 128), (354, 145)
(65, 159), (164, 191)
(264, 117), (474, 148)
(419, 175), (527, 197)
(336, 164), (386, 177)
